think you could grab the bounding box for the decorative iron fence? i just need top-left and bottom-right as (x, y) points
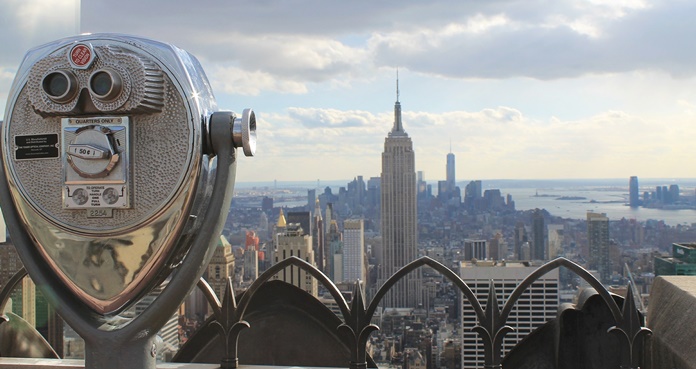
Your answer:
(1, 256), (651, 369)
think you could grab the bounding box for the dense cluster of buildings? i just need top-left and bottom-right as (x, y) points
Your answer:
(629, 175), (693, 209)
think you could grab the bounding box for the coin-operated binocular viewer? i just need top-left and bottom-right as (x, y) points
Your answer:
(0, 34), (256, 369)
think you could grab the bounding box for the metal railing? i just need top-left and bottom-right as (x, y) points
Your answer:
(1, 256), (651, 369)
(196, 256), (650, 369)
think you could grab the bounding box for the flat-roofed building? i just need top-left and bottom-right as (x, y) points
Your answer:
(459, 260), (559, 369)
(655, 243), (696, 276)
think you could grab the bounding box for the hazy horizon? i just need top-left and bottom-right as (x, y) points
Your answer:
(235, 177), (696, 189)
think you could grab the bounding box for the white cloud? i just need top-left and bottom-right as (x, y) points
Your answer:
(208, 65), (308, 96)
(238, 104), (696, 181)
(0, 0), (78, 64)
(70, 0), (696, 84)
(287, 107), (378, 128)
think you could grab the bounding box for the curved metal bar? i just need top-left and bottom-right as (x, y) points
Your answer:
(0, 144), (104, 330)
(196, 277), (222, 319)
(500, 257), (623, 324)
(118, 118), (238, 339)
(366, 256), (485, 322)
(237, 256), (351, 323)
(0, 267), (27, 315)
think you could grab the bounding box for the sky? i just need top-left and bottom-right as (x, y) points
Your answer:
(2, 0), (696, 183)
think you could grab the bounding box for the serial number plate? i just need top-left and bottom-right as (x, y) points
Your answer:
(87, 208), (113, 218)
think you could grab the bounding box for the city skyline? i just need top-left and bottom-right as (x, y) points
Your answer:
(3, 1), (696, 182)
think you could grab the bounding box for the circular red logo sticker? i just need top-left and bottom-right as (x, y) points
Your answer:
(69, 44), (93, 68)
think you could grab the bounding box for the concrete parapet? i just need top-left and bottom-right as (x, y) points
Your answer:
(647, 276), (696, 369)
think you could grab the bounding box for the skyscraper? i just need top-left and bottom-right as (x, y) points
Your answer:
(313, 199), (325, 273)
(629, 176), (640, 208)
(460, 261), (559, 368)
(464, 239), (488, 260)
(307, 189), (316, 211)
(326, 219), (343, 282)
(379, 76), (421, 308)
(587, 212), (611, 283)
(446, 151), (455, 190)
(207, 236), (236, 306)
(531, 208), (546, 260)
(273, 223), (318, 296)
(514, 222), (528, 261)
(324, 202), (334, 239)
(343, 219), (366, 284)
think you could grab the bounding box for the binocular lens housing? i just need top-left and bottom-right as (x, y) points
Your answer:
(89, 68), (122, 101)
(42, 70), (78, 103)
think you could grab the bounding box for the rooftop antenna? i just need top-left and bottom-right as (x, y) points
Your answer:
(396, 68), (400, 102)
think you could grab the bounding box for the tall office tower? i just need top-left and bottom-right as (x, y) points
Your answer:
(379, 76), (421, 308)
(326, 220), (343, 282)
(514, 222), (528, 260)
(464, 239), (488, 260)
(587, 212), (611, 283)
(669, 184), (680, 203)
(258, 212), (269, 239)
(0, 244), (21, 290)
(464, 180), (482, 209)
(207, 235), (236, 304)
(483, 189), (505, 210)
(416, 171), (428, 201)
(460, 261), (560, 369)
(489, 232), (505, 261)
(244, 246), (259, 282)
(261, 196), (274, 212)
(307, 189), (316, 211)
(531, 209), (546, 260)
(244, 231), (260, 281)
(273, 223), (318, 296)
(470, 180), (482, 198)
(357, 175), (366, 205)
(287, 211), (312, 248)
(547, 224), (564, 260)
(367, 177), (381, 208)
(325, 202), (334, 238)
(343, 219), (366, 284)
(437, 180), (449, 201)
(313, 199), (325, 273)
(446, 151), (455, 190)
(507, 193), (515, 210)
(629, 176), (640, 207)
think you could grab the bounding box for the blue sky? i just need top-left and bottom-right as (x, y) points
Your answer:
(2, 0), (696, 183)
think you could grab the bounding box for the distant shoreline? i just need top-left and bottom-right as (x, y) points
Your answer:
(236, 178), (696, 190)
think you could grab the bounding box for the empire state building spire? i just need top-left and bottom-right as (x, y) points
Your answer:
(380, 71), (421, 308)
(391, 70), (406, 136)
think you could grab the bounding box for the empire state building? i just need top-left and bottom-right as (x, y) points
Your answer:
(379, 77), (421, 308)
